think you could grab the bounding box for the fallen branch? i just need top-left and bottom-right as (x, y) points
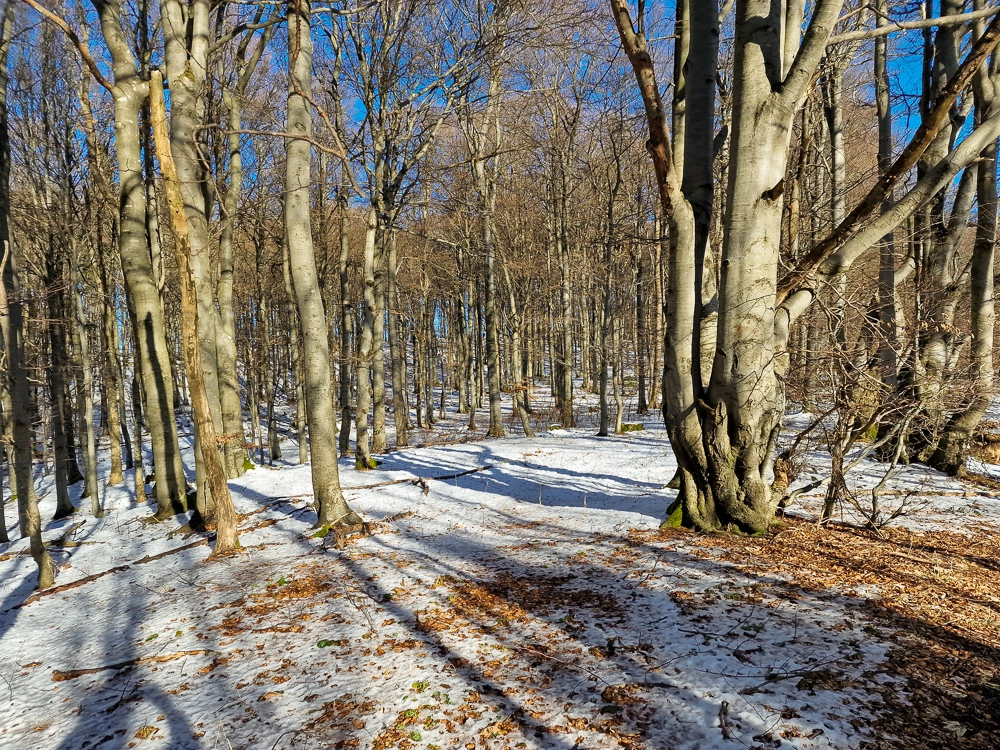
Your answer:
(344, 465), (494, 494)
(13, 516), (284, 608)
(51, 649), (220, 681)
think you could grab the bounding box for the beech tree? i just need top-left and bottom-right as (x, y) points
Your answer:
(611, 0), (1000, 531)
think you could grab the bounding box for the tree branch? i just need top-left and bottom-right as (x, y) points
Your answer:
(776, 10), (1000, 305)
(829, 3), (1000, 44)
(18, 0), (114, 92)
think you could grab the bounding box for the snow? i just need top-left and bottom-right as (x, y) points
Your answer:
(1, 403), (997, 749)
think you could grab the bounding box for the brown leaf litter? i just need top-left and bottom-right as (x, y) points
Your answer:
(634, 518), (1000, 749)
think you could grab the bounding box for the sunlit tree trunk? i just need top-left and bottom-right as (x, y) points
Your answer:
(285, 0), (361, 526)
(150, 71), (239, 552)
(94, 0), (187, 518)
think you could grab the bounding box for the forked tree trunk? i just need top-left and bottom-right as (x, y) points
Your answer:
(613, 0), (842, 533)
(928, 33), (999, 474)
(161, 0), (229, 480)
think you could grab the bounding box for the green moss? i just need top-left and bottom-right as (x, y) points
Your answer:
(356, 457), (378, 470)
(663, 498), (683, 528)
(312, 526), (331, 538)
(242, 457), (256, 472)
(620, 422), (645, 433)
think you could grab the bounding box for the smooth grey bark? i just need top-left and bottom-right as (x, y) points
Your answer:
(499, 261), (533, 437)
(215, 19), (273, 476)
(598, 234), (614, 438)
(150, 69), (240, 552)
(455, 245), (473, 416)
(483, 220), (503, 437)
(929, 11), (1000, 474)
(80, 72), (126, 486)
(372, 230), (387, 453)
(284, 0), (360, 527)
(0, 0), (11, 546)
(255, 223), (281, 463)
(460, 72), (505, 437)
(93, 0), (187, 517)
(354, 205), (379, 470)
(0, 247), (53, 586)
(636, 247), (648, 415)
(614, 0), (843, 533)
(874, 0), (898, 389)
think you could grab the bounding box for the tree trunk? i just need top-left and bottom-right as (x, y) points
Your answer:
(338, 192), (354, 456)
(161, 0), (228, 483)
(484, 221), (504, 437)
(150, 71), (239, 553)
(928, 28), (999, 474)
(372, 229), (388, 452)
(1, 248), (54, 586)
(354, 206), (379, 469)
(94, 0), (188, 518)
(613, 0), (843, 533)
(283, 237), (308, 465)
(95, 228), (125, 485)
(386, 228), (409, 446)
(636, 247), (648, 415)
(45, 247), (74, 520)
(217, 89), (249, 478)
(0, 0), (53, 581)
(284, 0), (361, 527)
(70, 246), (101, 513)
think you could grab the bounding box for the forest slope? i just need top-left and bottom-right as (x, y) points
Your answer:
(0, 429), (998, 749)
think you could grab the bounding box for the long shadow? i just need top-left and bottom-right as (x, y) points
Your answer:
(858, 601), (1000, 749)
(0, 510), (105, 640)
(338, 439), (674, 516)
(282, 520), (881, 749)
(44, 548), (203, 750)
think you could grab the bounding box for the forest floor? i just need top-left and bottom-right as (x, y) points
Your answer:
(1, 396), (999, 749)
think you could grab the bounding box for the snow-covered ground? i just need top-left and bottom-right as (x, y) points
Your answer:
(1, 388), (998, 749)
